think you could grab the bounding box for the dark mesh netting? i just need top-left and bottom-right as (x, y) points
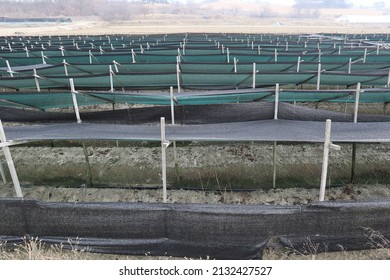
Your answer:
(1, 198), (390, 259)
(2, 102), (390, 124)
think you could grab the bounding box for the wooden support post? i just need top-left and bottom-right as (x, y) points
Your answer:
(24, 47), (30, 58)
(33, 69), (41, 92)
(272, 141), (277, 189)
(319, 119), (341, 201)
(160, 117), (171, 203)
(297, 56), (303, 73)
(0, 120), (23, 197)
(351, 143), (357, 184)
(109, 65), (114, 92)
(274, 84), (280, 120)
(63, 59), (69, 76)
(131, 49), (136, 63)
(387, 69), (390, 87)
(69, 78), (82, 124)
(0, 160), (7, 184)
(41, 51), (46, 64)
(176, 57), (181, 93)
(252, 63), (257, 89)
(353, 83), (361, 124)
(363, 48), (367, 63)
(89, 50), (93, 64)
(316, 63), (322, 90)
(348, 58), (352, 74)
(170, 87), (179, 179)
(5, 60), (13, 77)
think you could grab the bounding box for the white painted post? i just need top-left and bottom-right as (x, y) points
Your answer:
(272, 84), (280, 189)
(297, 56), (302, 72)
(89, 50), (93, 64)
(319, 120), (331, 201)
(319, 119), (341, 201)
(5, 60), (13, 77)
(160, 117), (170, 203)
(63, 59), (69, 76)
(24, 47), (30, 58)
(33, 69), (41, 92)
(109, 65), (114, 92)
(316, 63), (322, 90)
(0, 120), (23, 197)
(60, 46), (65, 57)
(252, 63), (257, 89)
(274, 49), (278, 62)
(170, 86), (175, 125)
(354, 83), (361, 124)
(226, 48), (230, 63)
(69, 78), (82, 124)
(387, 69), (390, 87)
(113, 60), (119, 73)
(234, 57), (238, 73)
(131, 49), (136, 63)
(176, 57), (181, 93)
(41, 51), (46, 64)
(363, 48), (367, 63)
(348, 58), (352, 74)
(274, 84), (279, 120)
(318, 48), (322, 63)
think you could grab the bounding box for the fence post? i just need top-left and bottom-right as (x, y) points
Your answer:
(319, 119), (341, 201)
(0, 120), (23, 197)
(69, 78), (82, 124)
(161, 117), (171, 203)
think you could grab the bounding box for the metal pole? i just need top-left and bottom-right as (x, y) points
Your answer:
(69, 78), (82, 124)
(234, 57), (238, 73)
(0, 120), (23, 197)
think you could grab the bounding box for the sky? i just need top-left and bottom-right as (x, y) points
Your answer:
(179, 0), (390, 8)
